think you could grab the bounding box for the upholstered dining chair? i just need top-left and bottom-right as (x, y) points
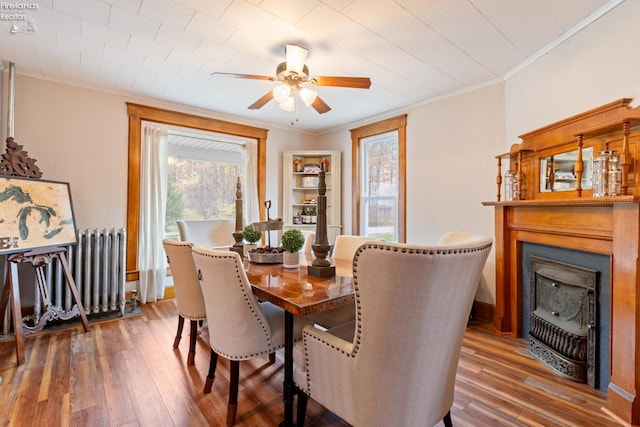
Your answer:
(294, 235), (493, 427)
(300, 230), (315, 254)
(162, 238), (207, 366)
(191, 246), (312, 426)
(330, 234), (377, 261)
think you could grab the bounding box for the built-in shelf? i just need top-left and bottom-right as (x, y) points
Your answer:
(282, 150), (342, 243)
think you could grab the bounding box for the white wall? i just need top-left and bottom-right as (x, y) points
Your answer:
(505, 0), (640, 145)
(11, 76), (129, 230)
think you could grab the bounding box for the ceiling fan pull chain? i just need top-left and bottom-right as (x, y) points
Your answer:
(291, 89), (299, 126)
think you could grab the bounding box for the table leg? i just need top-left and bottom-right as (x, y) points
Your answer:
(280, 311), (295, 427)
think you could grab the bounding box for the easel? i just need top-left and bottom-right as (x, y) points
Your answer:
(0, 247), (90, 365)
(0, 137), (89, 365)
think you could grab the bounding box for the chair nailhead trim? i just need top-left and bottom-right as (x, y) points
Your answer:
(193, 249), (274, 354)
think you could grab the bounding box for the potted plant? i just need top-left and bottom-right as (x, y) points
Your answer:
(242, 224), (262, 256)
(281, 228), (305, 268)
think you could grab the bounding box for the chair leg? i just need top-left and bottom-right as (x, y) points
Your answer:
(443, 410), (452, 427)
(269, 351), (276, 365)
(227, 360), (240, 426)
(173, 315), (185, 348)
(203, 349), (219, 393)
(296, 389), (308, 427)
(187, 320), (198, 366)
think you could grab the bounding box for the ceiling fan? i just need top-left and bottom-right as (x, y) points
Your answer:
(212, 44), (371, 116)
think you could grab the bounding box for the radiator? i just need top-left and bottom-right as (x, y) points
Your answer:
(38, 228), (127, 319)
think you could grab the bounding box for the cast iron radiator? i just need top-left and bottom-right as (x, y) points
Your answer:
(37, 228), (127, 319)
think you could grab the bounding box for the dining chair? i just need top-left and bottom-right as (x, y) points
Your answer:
(300, 230), (315, 254)
(191, 246), (312, 426)
(331, 235), (377, 261)
(294, 235), (493, 426)
(162, 238), (207, 366)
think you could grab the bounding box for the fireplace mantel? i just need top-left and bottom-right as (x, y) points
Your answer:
(485, 100), (640, 424)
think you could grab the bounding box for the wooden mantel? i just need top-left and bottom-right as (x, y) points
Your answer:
(484, 100), (640, 425)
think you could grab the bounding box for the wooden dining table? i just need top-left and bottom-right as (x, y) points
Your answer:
(245, 254), (355, 427)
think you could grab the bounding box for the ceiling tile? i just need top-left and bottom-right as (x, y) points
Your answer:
(185, 12), (236, 43)
(82, 19), (129, 49)
(52, 0), (110, 25)
(139, 0), (195, 31)
(108, 5), (159, 41)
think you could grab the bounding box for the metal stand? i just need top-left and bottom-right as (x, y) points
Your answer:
(0, 247), (90, 365)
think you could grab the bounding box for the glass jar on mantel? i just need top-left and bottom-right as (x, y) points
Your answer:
(495, 152), (526, 201)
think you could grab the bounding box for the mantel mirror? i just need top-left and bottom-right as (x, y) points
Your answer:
(539, 147), (593, 192)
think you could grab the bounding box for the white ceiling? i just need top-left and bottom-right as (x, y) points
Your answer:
(0, 0), (622, 133)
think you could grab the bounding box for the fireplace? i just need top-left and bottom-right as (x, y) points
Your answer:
(521, 244), (610, 391)
(485, 99), (640, 425)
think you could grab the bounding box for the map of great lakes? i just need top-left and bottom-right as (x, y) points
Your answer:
(0, 177), (76, 254)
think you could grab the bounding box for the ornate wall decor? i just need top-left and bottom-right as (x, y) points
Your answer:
(0, 137), (43, 178)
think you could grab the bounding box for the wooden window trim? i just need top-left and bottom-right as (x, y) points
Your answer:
(126, 102), (268, 281)
(350, 114), (407, 242)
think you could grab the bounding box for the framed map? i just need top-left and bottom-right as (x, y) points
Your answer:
(0, 176), (77, 255)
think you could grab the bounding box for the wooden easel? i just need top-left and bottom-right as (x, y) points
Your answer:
(0, 247), (90, 365)
(0, 137), (89, 365)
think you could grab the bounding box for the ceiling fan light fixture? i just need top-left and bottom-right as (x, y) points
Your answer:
(272, 84), (290, 103)
(299, 87), (318, 106)
(285, 44), (308, 75)
(279, 95), (295, 112)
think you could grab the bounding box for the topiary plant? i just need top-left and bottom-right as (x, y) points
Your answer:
(242, 224), (262, 244)
(281, 228), (305, 253)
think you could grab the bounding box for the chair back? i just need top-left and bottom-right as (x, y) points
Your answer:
(437, 231), (489, 246)
(191, 246), (273, 360)
(176, 219), (234, 247)
(304, 236), (492, 426)
(301, 231), (315, 254)
(162, 238), (206, 320)
(331, 235), (377, 262)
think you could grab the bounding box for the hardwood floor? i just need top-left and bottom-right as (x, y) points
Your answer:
(0, 300), (623, 426)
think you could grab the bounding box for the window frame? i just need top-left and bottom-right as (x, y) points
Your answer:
(126, 103), (268, 281)
(350, 115), (407, 242)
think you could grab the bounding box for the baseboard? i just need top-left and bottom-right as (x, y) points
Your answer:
(472, 300), (494, 324)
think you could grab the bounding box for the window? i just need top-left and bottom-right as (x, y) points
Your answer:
(165, 128), (250, 237)
(350, 115), (406, 242)
(126, 103), (268, 281)
(360, 131), (398, 241)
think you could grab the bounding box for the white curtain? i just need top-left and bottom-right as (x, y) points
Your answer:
(243, 139), (260, 224)
(138, 124), (168, 303)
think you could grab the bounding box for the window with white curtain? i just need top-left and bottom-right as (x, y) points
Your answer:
(360, 130), (399, 242)
(165, 127), (254, 237)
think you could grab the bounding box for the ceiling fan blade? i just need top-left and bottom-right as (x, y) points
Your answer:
(248, 91), (274, 110)
(311, 96), (331, 114)
(311, 76), (371, 89)
(212, 72), (275, 81)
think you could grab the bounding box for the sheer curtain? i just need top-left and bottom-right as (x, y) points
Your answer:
(243, 139), (260, 225)
(138, 124), (168, 303)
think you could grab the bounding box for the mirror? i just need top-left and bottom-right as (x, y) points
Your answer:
(540, 147), (593, 192)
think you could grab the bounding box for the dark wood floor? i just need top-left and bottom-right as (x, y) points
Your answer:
(0, 300), (623, 426)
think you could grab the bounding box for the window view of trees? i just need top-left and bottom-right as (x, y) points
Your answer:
(165, 157), (245, 235)
(363, 132), (398, 241)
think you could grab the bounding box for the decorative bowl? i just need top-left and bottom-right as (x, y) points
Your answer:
(248, 251), (283, 264)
